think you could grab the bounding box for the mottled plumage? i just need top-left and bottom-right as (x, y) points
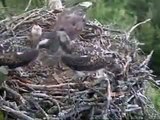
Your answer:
(0, 25), (41, 54)
(61, 54), (113, 71)
(0, 25), (40, 71)
(59, 34), (121, 78)
(0, 34), (33, 54)
(0, 49), (39, 69)
(0, 41), (30, 54)
(60, 39), (105, 57)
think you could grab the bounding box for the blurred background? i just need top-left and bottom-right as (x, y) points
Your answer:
(0, 0), (160, 114)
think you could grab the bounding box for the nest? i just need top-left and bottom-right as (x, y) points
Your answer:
(0, 8), (159, 120)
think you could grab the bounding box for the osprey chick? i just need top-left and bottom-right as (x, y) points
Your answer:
(60, 38), (121, 79)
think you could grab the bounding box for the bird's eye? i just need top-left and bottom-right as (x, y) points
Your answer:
(59, 28), (64, 31)
(72, 22), (76, 26)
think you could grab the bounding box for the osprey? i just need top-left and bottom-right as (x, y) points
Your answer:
(0, 33), (32, 54)
(60, 37), (122, 79)
(0, 25), (41, 76)
(0, 49), (39, 76)
(0, 49), (39, 69)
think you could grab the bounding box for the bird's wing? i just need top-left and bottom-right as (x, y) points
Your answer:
(61, 54), (112, 71)
(0, 37), (31, 53)
(60, 40), (104, 56)
(0, 49), (38, 69)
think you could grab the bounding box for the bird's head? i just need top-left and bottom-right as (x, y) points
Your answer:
(31, 24), (42, 38)
(54, 13), (85, 40)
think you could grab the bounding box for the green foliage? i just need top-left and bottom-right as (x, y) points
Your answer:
(135, 23), (154, 53)
(0, 0), (44, 19)
(0, 66), (8, 86)
(146, 83), (160, 112)
(126, 0), (149, 22)
(87, 0), (135, 28)
(5, 0), (44, 10)
(125, 0), (160, 76)
(151, 0), (160, 27)
(0, 111), (4, 120)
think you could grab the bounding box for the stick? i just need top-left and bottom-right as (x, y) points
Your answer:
(25, 0), (32, 11)
(1, 105), (34, 120)
(126, 19), (151, 40)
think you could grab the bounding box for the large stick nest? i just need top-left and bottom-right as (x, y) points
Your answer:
(0, 8), (159, 120)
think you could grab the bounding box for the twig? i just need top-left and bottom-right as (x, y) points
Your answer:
(0, 105), (34, 120)
(30, 92), (62, 112)
(12, 12), (37, 30)
(2, 83), (26, 104)
(25, 82), (90, 90)
(25, 0), (32, 11)
(89, 107), (95, 120)
(31, 100), (49, 120)
(126, 19), (151, 40)
(58, 103), (91, 119)
(140, 50), (154, 68)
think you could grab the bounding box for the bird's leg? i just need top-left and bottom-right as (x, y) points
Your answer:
(15, 67), (29, 77)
